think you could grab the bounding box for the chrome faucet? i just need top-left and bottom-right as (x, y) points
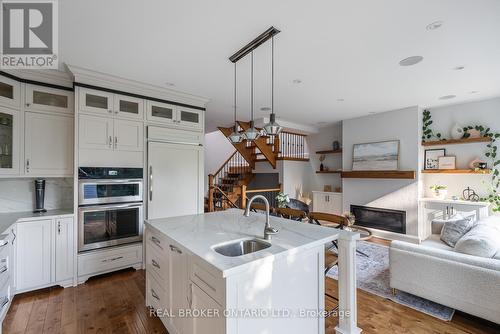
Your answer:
(244, 195), (279, 240)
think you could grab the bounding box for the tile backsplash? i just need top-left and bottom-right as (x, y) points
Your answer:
(0, 178), (73, 213)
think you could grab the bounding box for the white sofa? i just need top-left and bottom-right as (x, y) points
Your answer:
(389, 219), (500, 324)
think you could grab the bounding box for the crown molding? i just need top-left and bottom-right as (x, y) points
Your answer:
(1, 68), (73, 88)
(66, 64), (209, 108)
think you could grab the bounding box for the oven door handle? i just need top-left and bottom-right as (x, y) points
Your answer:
(78, 179), (144, 184)
(78, 203), (143, 212)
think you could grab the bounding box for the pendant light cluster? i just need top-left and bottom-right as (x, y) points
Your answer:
(228, 27), (282, 143)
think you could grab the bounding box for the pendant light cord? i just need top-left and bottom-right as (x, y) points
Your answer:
(251, 51), (254, 124)
(234, 62), (237, 126)
(271, 35), (274, 117)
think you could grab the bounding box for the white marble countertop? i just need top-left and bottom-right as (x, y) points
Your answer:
(146, 209), (358, 277)
(0, 209), (74, 235)
(420, 198), (490, 206)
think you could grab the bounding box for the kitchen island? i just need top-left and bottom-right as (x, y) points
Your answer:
(145, 209), (361, 334)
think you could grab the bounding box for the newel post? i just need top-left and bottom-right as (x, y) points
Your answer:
(208, 174), (214, 212)
(241, 185), (247, 209)
(335, 231), (362, 334)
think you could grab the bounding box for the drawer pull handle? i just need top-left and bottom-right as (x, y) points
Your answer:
(151, 236), (163, 249)
(0, 266), (7, 274)
(0, 241), (8, 248)
(102, 256), (123, 263)
(194, 273), (216, 292)
(169, 245), (182, 254)
(151, 259), (160, 269)
(151, 289), (160, 301)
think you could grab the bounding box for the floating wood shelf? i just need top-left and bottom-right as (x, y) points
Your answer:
(421, 169), (491, 174)
(316, 170), (342, 174)
(422, 137), (491, 146)
(316, 149), (342, 154)
(341, 170), (416, 179)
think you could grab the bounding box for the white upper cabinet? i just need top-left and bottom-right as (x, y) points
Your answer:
(24, 112), (74, 176)
(25, 84), (74, 114)
(0, 76), (21, 109)
(114, 94), (144, 120)
(0, 106), (20, 176)
(177, 107), (203, 131)
(79, 114), (113, 150)
(114, 119), (144, 152)
(79, 88), (114, 116)
(146, 101), (176, 125)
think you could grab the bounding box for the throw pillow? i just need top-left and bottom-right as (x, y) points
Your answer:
(455, 222), (500, 258)
(440, 216), (474, 247)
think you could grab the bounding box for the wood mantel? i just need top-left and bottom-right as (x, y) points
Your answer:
(341, 170), (416, 179)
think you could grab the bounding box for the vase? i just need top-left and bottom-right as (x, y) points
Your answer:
(450, 123), (464, 140)
(320, 163), (324, 171)
(332, 141), (340, 151)
(433, 189), (448, 200)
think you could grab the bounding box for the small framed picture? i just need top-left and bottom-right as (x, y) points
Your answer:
(438, 156), (456, 170)
(424, 149), (446, 170)
(324, 185), (332, 192)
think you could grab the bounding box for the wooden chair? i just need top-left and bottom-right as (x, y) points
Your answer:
(250, 202), (274, 214)
(275, 207), (307, 221)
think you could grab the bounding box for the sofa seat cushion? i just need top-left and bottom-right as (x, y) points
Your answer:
(440, 215), (474, 247)
(421, 234), (454, 251)
(455, 222), (500, 258)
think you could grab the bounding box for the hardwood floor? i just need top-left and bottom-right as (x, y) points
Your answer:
(4, 242), (500, 333)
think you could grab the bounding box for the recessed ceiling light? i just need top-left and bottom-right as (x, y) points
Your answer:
(165, 82), (175, 86)
(260, 107), (271, 112)
(292, 79), (302, 84)
(439, 95), (456, 100)
(453, 66), (465, 70)
(469, 91), (479, 94)
(317, 121), (327, 125)
(337, 98), (345, 102)
(368, 111), (376, 114)
(426, 21), (444, 31)
(399, 56), (424, 66)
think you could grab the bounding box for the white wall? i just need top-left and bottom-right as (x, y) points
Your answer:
(0, 178), (73, 213)
(422, 97), (500, 199)
(342, 106), (421, 239)
(204, 130), (235, 194)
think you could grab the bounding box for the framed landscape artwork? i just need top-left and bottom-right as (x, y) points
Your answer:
(352, 140), (400, 171)
(424, 149), (446, 170)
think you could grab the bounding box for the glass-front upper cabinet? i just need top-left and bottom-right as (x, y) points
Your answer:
(0, 75), (21, 109)
(0, 107), (19, 175)
(79, 87), (114, 116)
(25, 84), (74, 114)
(146, 101), (175, 125)
(177, 107), (203, 131)
(114, 94), (144, 120)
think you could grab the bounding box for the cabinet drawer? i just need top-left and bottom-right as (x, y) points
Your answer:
(148, 126), (203, 145)
(190, 257), (225, 306)
(0, 258), (9, 290)
(146, 241), (168, 282)
(146, 272), (167, 310)
(78, 243), (142, 277)
(146, 228), (168, 253)
(0, 277), (11, 322)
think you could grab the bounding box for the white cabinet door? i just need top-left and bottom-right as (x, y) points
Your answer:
(0, 76), (21, 109)
(79, 88), (114, 116)
(176, 107), (203, 131)
(191, 283), (225, 334)
(312, 193), (327, 213)
(55, 217), (74, 282)
(79, 114), (113, 150)
(25, 112), (74, 176)
(114, 94), (144, 120)
(25, 84), (74, 114)
(148, 142), (203, 219)
(146, 101), (176, 125)
(0, 106), (20, 176)
(16, 220), (52, 291)
(169, 243), (188, 334)
(114, 119), (144, 152)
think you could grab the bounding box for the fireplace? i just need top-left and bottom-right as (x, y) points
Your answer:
(350, 205), (406, 234)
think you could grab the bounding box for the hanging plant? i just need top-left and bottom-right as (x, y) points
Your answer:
(422, 110), (444, 141)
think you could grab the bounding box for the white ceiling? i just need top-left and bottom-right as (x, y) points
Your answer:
(59, 0), (500, 132)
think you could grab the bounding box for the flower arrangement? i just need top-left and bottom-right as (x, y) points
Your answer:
(430, 184), (448, 199)
(343, 212), (356, 227)
(275, 192), (290, 208)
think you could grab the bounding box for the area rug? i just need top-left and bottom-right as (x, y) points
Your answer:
(327, 241), (455, 321)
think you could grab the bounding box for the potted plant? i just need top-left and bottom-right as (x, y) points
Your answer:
(343, 212), (356, 229)
(275, 192), (290, 208)
(430, 185), (448, 200)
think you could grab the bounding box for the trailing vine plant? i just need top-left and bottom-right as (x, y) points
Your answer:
(421, 111), (500, 212)
(422, 110), (443, 141)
